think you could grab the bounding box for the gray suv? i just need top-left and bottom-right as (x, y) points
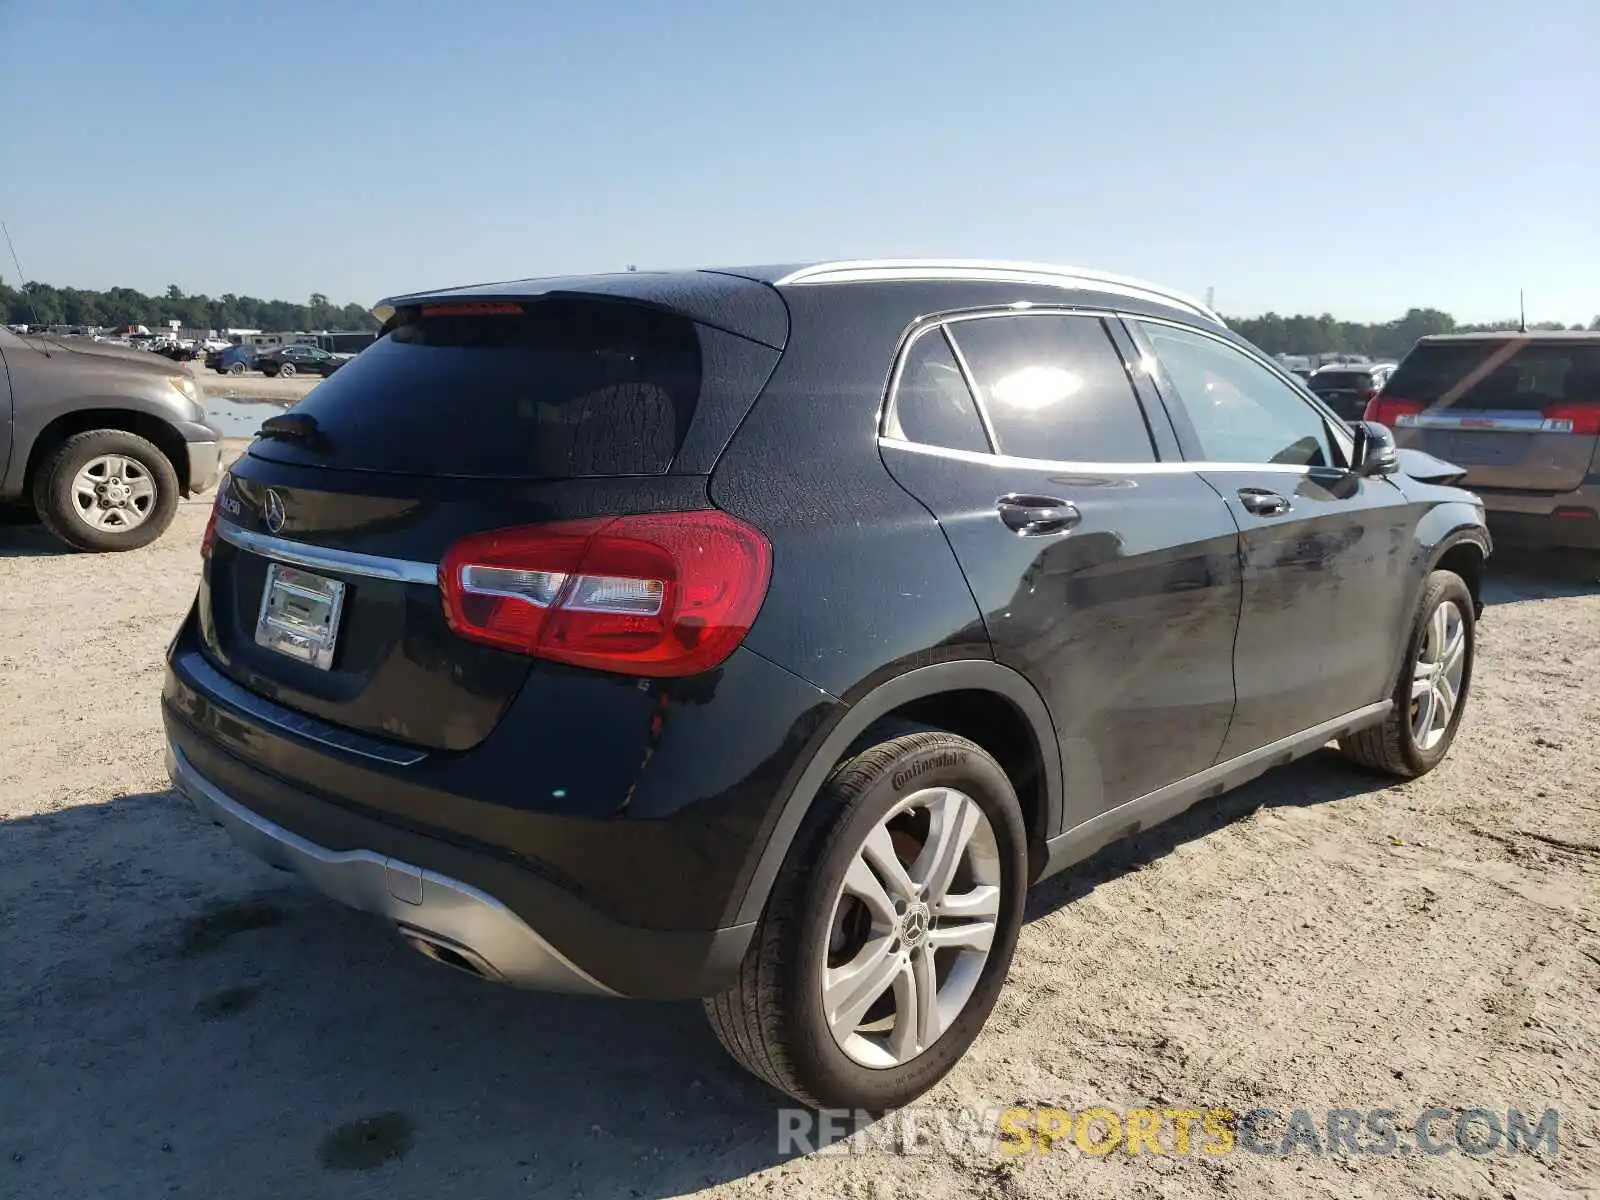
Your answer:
(0, 329), (223, 550)
(1370, 331), (1600, 551)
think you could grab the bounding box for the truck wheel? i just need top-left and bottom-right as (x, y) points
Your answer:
(704, 730), (1028, 1111)
(31, 429), (180, 552)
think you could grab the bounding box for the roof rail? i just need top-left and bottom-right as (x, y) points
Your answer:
(772, 259), (1224, 325)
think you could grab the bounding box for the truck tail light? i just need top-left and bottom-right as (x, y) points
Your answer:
(1539, 403), (1600, 436)
(439, 511), (772, 677)
(1365, 396), (1424, 426)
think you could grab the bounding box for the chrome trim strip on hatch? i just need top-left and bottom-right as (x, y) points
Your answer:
(215, 519), (438, 585)
(174, 647), (428, 765)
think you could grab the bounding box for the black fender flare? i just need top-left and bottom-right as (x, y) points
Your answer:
(728, 658), (1062, 926)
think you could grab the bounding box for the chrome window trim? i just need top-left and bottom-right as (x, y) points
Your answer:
(216, 519), (438, 586)
(773, 259), (1224, 326)
(880, 306), (1128, 448)
(877, 435), (1320, 477)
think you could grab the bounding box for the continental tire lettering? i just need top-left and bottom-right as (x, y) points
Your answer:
(892, 751), (968, 791)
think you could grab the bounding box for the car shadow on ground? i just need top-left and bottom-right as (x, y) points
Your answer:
(0, 791), (820, 1200)
(1481, 548), (1600, 605)
(1025, 747), (1391, 921)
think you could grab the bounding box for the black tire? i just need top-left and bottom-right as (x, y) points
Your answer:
(704, 730), (1028, 1111)
(1340, 569), (1475, 777)
(31, 429), (180, 552)
(228, 361), (247, 376)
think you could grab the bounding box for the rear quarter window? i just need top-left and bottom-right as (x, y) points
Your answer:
(945, 313), (1156, 462)
(255, 299), (703, 477)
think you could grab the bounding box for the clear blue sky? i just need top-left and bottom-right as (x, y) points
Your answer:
(2, 0), (1595, 323)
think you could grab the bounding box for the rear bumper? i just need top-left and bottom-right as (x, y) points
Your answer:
(167, 742), (617, 994)
(163, 718), (758, 998)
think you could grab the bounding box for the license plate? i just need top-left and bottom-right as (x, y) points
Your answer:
(254, 562), (347, 670)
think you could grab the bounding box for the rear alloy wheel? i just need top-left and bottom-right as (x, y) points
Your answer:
(227, 361), (246, 376)
(278, 362), (296, 378)
(32, 429), (180, 552)
(1340, 569), (1475, 777)
(704, 730), (1027, 1110)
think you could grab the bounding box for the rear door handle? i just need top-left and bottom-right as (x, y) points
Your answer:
(997, 494), (1081, 536)
(1238, 488), (1292, 516)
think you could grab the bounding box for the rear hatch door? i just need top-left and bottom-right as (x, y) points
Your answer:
(1376, 338), (1600, 493)
(198, 289), (783, 751)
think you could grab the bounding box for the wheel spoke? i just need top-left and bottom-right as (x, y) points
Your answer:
(73, 479), (99, 503)
(1412, 686), (1437, 741)
(1410, 672), (1432, 701)
(861, 824), (919, 905)
(935, 882), (1000, 921)
(1428, 604), (1449, 662)
(841, 854), (898, 928)
(1442, 621), (1466, 675)
(823, 935), (899, 1035)
(1434, 673), (1457, 723)
(914, 789), (981, 905)
(926, 917), (996, 953)
(125, 473), (155, 501)
(887, 949), (940, 1061)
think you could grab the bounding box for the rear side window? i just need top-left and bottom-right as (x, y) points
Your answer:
(946, 314), (1155, 462)
(885, 329), (990, 453)
(1386, 340), (1600, 411)
(259, 299), (702, 477)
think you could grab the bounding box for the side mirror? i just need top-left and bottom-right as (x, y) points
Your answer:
(1351, 420), (1399, 477)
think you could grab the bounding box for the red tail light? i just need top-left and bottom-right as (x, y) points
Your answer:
(1540, 402), (1600, 436)
(1365, 396), (1424, 426)
(200, 471), (230, 559)
(438, 511), (772, 677)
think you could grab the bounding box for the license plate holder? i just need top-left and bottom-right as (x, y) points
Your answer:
(254, 562), (347, 670)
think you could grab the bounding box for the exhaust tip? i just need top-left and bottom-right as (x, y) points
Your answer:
(398, 928), (503, 983)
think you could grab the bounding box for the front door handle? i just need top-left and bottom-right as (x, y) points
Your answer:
(997, 494), (1081, 536)
(1238, 488), (1292, 516)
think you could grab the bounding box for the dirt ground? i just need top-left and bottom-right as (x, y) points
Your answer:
(1, 494), (1597, 1200)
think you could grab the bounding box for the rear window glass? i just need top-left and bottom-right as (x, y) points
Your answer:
(257, 299), (702, 476)
(1385, 340), (1600, 411)
(1309, 370), (1373, 391)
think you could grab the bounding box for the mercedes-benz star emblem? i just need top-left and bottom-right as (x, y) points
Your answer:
(263, 489), (286, 534)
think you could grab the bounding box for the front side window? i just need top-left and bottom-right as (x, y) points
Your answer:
(1139, 322), (1334, 467)
(946, 314), (1156, 462)
(885, 328), (990, 453)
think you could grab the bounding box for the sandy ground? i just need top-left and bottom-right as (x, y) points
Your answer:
(1, 500), (1597, 1200)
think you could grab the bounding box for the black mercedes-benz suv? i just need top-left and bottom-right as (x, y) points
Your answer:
(162, 260), (1490, 1111)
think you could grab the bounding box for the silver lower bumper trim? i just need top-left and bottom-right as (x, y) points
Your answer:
(166, 743), (616, 996)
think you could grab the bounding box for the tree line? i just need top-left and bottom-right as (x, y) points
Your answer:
(5, 277), (1596, 351)
(1, 278), (381, 333)
(1224, 306), (1600, 361)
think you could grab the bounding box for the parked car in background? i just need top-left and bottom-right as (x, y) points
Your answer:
(257, 344), (341, 378)
(207, 346), (257, 375)
(1368, 331), (1600, 551)
(1308, 362), (1396, 419)
(0, 326), (221, 550)
(164, 260), (1490, 1112)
